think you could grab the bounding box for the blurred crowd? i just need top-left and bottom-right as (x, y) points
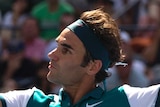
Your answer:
(0, 0), (160, 94)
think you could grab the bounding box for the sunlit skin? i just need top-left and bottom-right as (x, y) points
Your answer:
(47, 28), (102, 104)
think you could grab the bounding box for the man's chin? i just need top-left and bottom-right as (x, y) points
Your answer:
(46, 72), (57, 84)
(46, 71), (53, 81)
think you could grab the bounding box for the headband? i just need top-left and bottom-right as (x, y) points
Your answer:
(67, 19), (110, 70)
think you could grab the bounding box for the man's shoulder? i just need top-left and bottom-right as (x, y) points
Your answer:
(27, 87), (59, 106)
(85, 86), (130, 107)
(104, 85), (127, 98)
(0, 87), (60, 107)
(99, 86), (130, 106)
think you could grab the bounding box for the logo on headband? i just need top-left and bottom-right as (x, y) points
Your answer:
(76, 22), (83, 27)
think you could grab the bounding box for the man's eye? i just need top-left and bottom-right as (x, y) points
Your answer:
(62, 48), (71, 54)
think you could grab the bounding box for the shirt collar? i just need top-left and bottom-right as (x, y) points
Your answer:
(58, 86), (104, 102)
(82, 86), (104, 100)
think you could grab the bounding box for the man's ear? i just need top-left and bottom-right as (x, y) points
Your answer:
(87, 60), (102, 75)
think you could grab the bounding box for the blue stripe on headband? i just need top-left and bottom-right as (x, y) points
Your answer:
(67, 19), (110, 70)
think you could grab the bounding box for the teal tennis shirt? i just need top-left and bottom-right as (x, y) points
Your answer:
(0, 84), (160, 107)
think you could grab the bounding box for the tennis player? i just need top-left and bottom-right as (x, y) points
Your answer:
(0, 8), (160, 107)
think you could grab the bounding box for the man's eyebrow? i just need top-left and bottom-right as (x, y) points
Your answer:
(56, 39), (74, 50)
(61, 43), (74, 50)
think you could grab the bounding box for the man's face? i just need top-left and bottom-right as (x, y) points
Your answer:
(47, 28), (87, 86)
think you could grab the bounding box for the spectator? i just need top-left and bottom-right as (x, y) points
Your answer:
(1, 0), (30, 40)
(0, 38), (2, 56)
(0, 39), (38, 90)
(140, 0), (160, 66)
(31, 0), (74, 41)
(66, 0), (89, 18)
(0, 0), (30, 59)
(150, 64), (160, 85)
(2, 0), (29, 28)
(87, 0), (114, 16)
(106, 31), (149, 90)
(20, 17), (46, 63)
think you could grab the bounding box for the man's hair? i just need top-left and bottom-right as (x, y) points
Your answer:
(80, 8), (124, 83)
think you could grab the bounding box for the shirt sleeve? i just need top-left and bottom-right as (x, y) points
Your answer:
(123, 84), (160, 107)
(0, 87), (36, 107)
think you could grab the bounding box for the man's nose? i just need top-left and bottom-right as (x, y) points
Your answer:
(48, 48), (59, 61)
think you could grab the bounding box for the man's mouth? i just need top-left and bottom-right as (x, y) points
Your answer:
(48, 61), (56, 69)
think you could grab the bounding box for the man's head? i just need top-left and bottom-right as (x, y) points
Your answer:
(47, 8), (123, 85)
(79, 8), (123, 82)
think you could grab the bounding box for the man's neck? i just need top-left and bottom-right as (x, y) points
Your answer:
(63, 76), (96, 104)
